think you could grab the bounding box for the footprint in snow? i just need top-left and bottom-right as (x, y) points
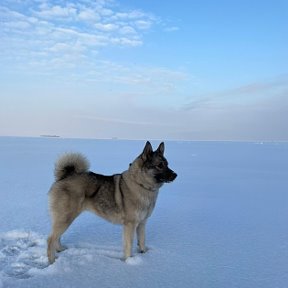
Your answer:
(0, 230), (146, 281)
(0, 230), (48, 279)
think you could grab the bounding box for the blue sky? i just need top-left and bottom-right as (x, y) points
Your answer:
(1, 0), (287, 140)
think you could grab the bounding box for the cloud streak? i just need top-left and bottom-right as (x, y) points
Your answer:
(176, 76), (288, 140)
(184, 76), (288, 110)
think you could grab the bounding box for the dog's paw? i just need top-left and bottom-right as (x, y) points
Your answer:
(56, 245), (67, 252)
(137, 247), (148, 254)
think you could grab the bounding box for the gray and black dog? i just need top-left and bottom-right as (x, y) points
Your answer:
(47, 141), (177, 264)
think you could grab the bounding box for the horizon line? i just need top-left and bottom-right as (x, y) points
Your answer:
(0, 134), (288, 143)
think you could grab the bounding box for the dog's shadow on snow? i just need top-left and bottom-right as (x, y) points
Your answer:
(63, 242), (123, 261)
(63, 243), (145, 265)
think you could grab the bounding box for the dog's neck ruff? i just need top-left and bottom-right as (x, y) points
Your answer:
(121, 173), (159, 193)
(135, 180), (159, 192)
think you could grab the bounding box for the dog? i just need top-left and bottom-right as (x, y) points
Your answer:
(47, 141), (177, 264)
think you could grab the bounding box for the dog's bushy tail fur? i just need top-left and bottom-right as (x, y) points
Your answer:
(54, 153), (90, 181)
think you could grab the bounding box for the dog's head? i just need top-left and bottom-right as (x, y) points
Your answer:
(129, 141), (177, 187)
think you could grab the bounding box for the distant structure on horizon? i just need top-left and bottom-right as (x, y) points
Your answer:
(40, 135), (60, 138)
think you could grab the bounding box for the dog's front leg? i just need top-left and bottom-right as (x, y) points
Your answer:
(136, 221), (147, 253)
(123, 222), (136, 259)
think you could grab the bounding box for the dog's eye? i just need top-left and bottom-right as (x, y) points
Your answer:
(156, 163), (164, 169)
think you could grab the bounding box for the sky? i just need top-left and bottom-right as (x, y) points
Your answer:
(0, 0), (287, 141)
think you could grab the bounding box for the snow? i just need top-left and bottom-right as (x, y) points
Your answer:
(0, 137), (288, 288)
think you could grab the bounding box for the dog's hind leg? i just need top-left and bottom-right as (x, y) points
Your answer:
(47, 210), (80, 264)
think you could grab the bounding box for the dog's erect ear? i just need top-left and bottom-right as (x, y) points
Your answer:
(141, 141), (153, 160)
(156, 142), (165, 156)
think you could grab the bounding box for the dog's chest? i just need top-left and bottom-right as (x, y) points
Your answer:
(135, 190), (158, 221)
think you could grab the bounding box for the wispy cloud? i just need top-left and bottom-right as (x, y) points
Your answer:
(0, 0), (156, 70)
(163, 26), (179, 32)
(0, 0), (190, 95)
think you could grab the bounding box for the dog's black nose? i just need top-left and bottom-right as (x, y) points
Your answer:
(170, 171), (177, 181)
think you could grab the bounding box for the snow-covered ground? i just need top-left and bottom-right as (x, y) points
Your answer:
(0, 137), (287, 288)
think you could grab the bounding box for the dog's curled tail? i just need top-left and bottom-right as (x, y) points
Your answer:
(54, 153), (90, 181)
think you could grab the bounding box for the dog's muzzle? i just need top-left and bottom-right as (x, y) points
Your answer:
(165, 170), (177, 183)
